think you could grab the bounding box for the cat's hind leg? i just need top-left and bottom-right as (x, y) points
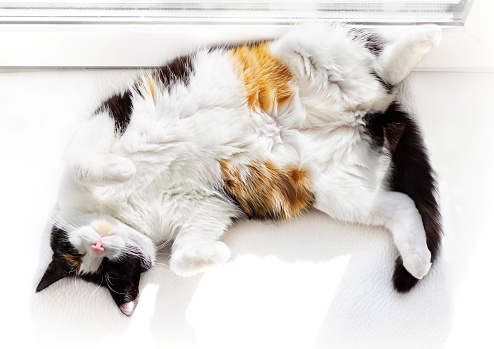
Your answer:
(313, 178), (432, 288)
(378, 25), (442, 85)
(368, 191), (432, 281)
(66, 112), (136, 185)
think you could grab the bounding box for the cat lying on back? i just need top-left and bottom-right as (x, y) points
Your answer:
(37, 23), (442, 316)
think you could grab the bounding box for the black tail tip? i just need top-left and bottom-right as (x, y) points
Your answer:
(393, 258), (420, 293)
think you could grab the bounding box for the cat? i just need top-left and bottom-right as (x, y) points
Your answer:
(36, 23), (443, 316)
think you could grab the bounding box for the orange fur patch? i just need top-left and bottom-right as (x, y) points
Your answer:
(139, 75), (160, 102)
(62, 253), (82, 271)
(220, 160), (313, 219)
(230, 42), (293, 113)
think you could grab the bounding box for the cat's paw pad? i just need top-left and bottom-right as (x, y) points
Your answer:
(170, 241), (231, 277)
(411, 25), (442, 54)
(402, 247), (432, 280)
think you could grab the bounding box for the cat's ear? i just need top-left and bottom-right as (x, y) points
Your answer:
(107, 272), (141, 317)
(36, 257), (69, 292)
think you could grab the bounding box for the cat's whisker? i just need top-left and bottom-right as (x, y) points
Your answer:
(153, 262), (168, 266)
(104, 273), (128, 295)
(89, 283), (102, 298)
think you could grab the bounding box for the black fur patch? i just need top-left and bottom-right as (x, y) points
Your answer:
(155, 54), (195, 90)
(348, 28), (384, 56)
(36, 226), (82, 292)
(96, 89), (133, 135)
(95, 55), (195, 136)
(208, 39), (270, 53)
(371, 71), (394, 94)
(364, 103), (442, 292)
(80, 247), (151, 316)
(50, 225), (80, 257)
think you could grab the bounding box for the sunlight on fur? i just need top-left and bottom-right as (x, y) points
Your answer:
(36, 23), (443, 316)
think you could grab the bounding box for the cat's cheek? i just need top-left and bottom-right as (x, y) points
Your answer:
(103, 235), (127, 259)
(68, 228), (100, 255)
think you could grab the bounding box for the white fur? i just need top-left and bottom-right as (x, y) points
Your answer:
(378, 24), (442, 85)
(55, 24), (441, 279)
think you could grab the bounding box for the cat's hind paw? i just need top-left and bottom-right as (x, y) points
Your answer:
(403, 253), (432, 280)
(411, 24), (442, 54)
(401, 244), (432, 280)
(170, 241), (231, 277)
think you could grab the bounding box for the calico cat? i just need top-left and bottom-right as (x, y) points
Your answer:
(36, 23), (442, 316)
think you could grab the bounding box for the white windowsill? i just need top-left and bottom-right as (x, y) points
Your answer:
(0, 23), (492, 72)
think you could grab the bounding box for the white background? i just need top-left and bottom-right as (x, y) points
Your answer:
(1, 1), (493, 347)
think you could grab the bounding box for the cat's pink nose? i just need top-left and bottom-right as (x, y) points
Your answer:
(91, 239), (105, 253)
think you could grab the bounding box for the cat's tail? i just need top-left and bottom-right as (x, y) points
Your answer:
(366, 102), (442, 292)
(381, 102), (443, 292)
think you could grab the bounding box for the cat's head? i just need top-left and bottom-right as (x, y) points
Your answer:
(36, 214), (156, 316)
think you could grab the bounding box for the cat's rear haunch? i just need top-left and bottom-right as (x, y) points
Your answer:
(36, 23), (442, 316)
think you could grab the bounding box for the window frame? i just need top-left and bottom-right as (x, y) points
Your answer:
(0, 1), (473, 25)
(0, 0), (492, 72)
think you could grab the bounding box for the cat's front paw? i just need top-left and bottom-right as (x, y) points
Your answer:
(73, 154), (136, 185)
(170, 241), (231, 277)
(102, 154), (136, 183)
(411, 25), (442, 54)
